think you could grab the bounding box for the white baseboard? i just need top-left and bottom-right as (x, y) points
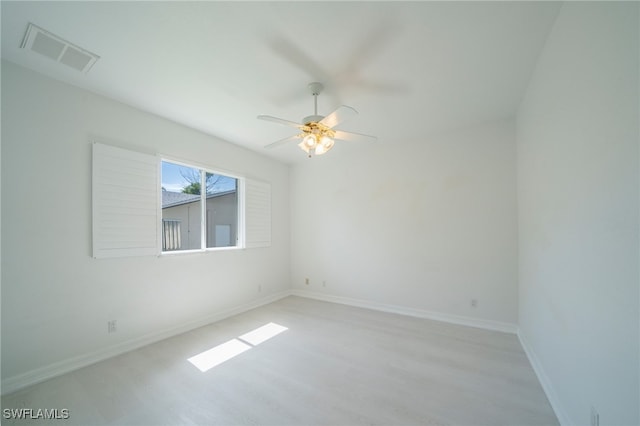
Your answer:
(291, 289), (518, 334)
(1, 290), (291, 396)
(517, 330), (572, 426)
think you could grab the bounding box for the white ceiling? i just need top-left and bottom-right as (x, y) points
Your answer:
(1, 1), (561, 164)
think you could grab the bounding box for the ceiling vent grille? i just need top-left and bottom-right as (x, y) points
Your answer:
(20, 23), (99, 73)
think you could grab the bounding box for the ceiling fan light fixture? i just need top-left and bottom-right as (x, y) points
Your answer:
(298, 132), (335, 157)
(303, 134), (317, 147)
(314, 143), (329, 156)
(298, 140), (312, 155)
(260, 82), (376, 157)
(320, 135), (334, 149)
(314, 136), (334, 155)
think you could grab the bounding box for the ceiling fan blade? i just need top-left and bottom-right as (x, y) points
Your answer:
(348, 79), (409, 95)
(333, 130), (378, 143)
(264, 135), (301, 149)
(257, 115), (303, 129)
(340, 22), (399, 80)
(266, 36), (331, 83)
(319, 105), (358, 129)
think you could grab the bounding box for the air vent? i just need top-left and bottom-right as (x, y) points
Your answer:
(20, 23), (99, 73)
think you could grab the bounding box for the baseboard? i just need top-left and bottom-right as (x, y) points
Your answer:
(1, 290), (291, 396)
(517, 329), (572, 426)
(291, 289), (518, 334)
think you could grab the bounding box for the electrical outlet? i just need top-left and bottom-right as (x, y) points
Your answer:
(471, 299), (478, 308)
(107, 320), (117, 333)
(322, 280), (326, 287)
(590, 406), (599, 426)
(305, 278), (310, 285)
(258, 284), (262, 292)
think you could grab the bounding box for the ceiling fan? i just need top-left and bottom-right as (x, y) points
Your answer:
(258, 82), (377, 157)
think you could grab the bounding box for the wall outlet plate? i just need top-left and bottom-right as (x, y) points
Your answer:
(590, 406), (599, 426)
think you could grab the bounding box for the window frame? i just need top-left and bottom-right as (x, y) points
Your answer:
(159, 156), (245, 255)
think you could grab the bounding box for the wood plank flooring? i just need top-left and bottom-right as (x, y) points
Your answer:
(2, 296), (559, 425)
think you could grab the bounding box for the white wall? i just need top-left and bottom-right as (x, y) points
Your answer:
(517, 3), (639, 425)
(0, 61), (290, 386)
(290, 120), (518, 328)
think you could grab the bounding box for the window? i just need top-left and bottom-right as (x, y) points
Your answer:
(93, 142), (270, 258)
(161, 160), (238, 252)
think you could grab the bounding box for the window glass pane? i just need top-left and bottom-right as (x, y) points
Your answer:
(161, 161), (202, 251)
(206, 173), (238, 248)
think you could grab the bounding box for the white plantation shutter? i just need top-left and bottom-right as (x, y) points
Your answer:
(92, 142), (159, 258)
(245, 179), (271, 248)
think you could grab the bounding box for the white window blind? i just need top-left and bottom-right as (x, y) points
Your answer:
(245, 179), (271, 248)
(92, 142), (158, 258)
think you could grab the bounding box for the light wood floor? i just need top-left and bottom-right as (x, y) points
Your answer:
(2, 296), (558, 425)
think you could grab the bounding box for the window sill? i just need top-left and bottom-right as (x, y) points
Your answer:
(160, 246), (243, 256)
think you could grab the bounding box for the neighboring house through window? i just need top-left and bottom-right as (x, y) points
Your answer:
(162, 219), (182, 251)
(161, 160), (238, 252)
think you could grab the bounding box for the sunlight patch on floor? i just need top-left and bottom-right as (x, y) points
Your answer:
(187, 322), (288, 372)
(187, 339), (251, 372)
(238, 322), (288, 346)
